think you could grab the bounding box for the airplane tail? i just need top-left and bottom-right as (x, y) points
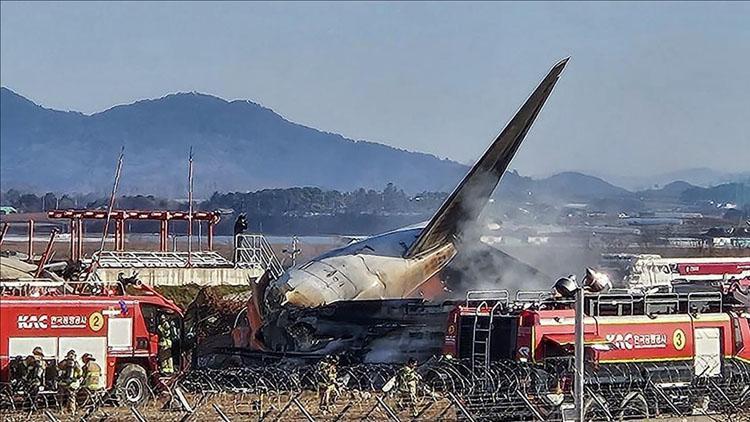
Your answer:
(405, 58), (569, 259)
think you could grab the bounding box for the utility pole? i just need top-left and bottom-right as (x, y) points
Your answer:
(187, 147), (194, 267)
(88, 147), (124, 280)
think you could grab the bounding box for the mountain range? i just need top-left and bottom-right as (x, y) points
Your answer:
(1, 87), (746, 204)
(596, 168), (750, 192)
(1, 87), (467, 196)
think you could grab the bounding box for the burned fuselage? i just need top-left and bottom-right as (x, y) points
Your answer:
(265, 226), (456, 309)
(262, 297), (459, 362)
(246, 58), (570, 360)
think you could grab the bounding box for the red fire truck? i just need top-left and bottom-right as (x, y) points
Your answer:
(442, 280), (750, 418)
(0, 278), (187, 405)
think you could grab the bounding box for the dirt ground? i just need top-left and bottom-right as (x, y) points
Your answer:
(2, 391), (744, 422)
(2, 391), (460, 421)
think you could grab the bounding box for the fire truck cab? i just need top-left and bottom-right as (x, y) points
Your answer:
(0, 279), (187, 406)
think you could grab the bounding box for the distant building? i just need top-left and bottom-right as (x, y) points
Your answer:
(527, 236), (549, 245)
(652, 212), (703, 219)
(624, 217), (683, 226)
(665, 237), (705, 248)
(702, 227), (750, 248)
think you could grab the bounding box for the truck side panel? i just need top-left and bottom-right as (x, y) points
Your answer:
(0, 298), (140, 387)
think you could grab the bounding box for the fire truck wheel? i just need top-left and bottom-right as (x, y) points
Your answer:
(116, 364), (150, 407)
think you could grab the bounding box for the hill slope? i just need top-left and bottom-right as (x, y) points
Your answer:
(1, 87), (468, 196)
(1, 87), (643, 206)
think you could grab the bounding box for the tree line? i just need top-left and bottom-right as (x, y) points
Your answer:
(0, 185), (447, 235)
(1, 184), (447, 217)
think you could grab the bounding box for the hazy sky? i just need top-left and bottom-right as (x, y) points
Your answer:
(1, 2), (748, 179)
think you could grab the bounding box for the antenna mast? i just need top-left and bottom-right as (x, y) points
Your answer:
(88, 146), (124, 280)
(187, 147), (194, 267)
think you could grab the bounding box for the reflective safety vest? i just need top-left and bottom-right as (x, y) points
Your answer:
(158, 320), (173, 348)
(25, 357), (45, 386)
(396, 366), (419, 391)
(59, 358), (82, 388)
(83, 361), (103, 390)
(317, 361), (337, 385)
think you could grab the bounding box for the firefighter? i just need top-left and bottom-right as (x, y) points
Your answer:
(58, 349), (82, 413)
(157, 314), (175, 374)
(81, 354), (103, 391)
(395, 358), (421, 417)
(8, 356), (27, 392)
(317, 354), (339, 413)
(24, 347), (47, 397)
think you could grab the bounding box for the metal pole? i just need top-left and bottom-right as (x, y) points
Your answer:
(27, 220), (35, 262)
(291, 397), (315, 422)
(160, 219), (168, 252)
(197, 221), (202, 252)
(187, 147), (194, 267)
(35, 229), (59, 278)
(89, 147), (124, 279)
(448, 392), (475, 422)
(119, 212), (126, 250)
(208, 218), (214, 251)
(77, 218), (83, 260)
(115, 219), (122, 251)
(69, 219), (76, 261)
(574, 283), (585, 421)
(212, 404), (232, 422)
(0, 222), (9, 247)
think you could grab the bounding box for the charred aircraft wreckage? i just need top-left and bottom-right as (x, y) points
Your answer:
(238, 59), (570, 363)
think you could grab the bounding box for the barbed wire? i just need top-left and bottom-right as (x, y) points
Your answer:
(2, 358), (749, 421)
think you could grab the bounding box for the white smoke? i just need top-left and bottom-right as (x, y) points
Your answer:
(445, 173), (599, 296)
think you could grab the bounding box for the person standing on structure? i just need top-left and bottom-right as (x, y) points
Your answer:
(233, 213), (248, 264)
(58, 350), (82, 413)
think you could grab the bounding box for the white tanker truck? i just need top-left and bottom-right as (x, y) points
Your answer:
(600, 253), (750, 289)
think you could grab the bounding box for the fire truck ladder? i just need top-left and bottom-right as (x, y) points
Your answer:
(471, 300), (491, 374)
(467, 290), (508, 375)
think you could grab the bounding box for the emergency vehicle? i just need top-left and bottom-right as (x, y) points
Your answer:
(442, 278), (750, 418)
(0, 278), (187, 406)
(599, 254), (750, 289)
